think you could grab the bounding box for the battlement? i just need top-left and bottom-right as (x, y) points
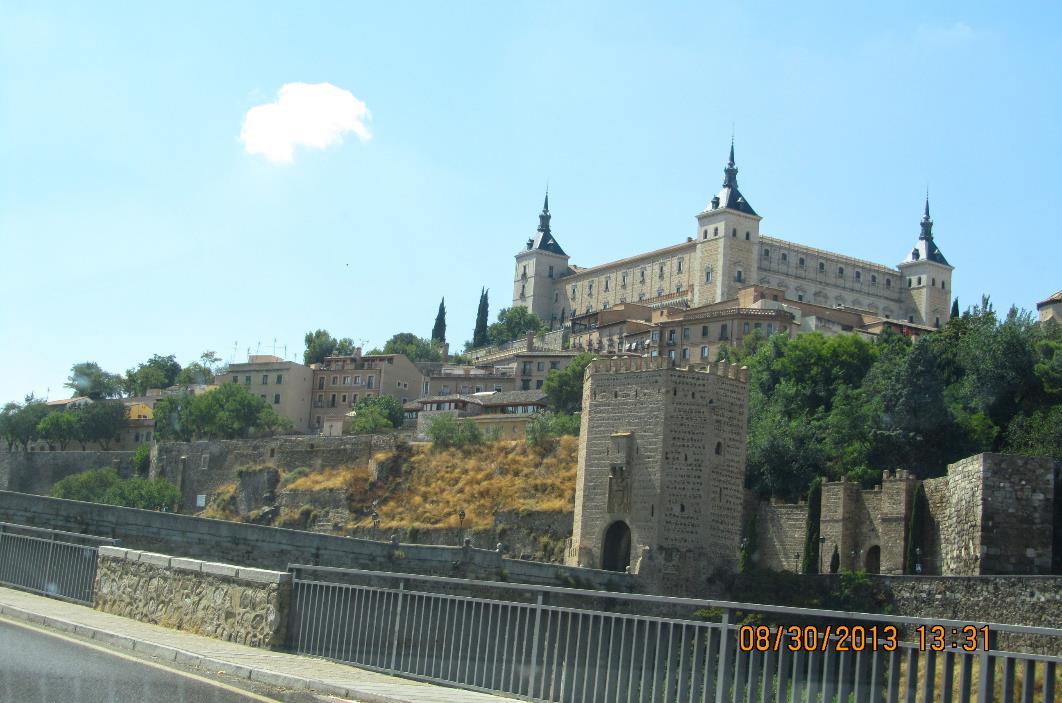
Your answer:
(587, 356), (750, 383)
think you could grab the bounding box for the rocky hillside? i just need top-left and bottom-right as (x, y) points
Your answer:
(198, 436), (579, 561)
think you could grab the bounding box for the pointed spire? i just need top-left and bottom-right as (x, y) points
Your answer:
(920, 191), (933, 240)
(537, 188), (552, 235)
(723, 139), (738, 189)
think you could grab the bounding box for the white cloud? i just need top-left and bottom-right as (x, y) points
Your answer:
(240, 82), (371, 164)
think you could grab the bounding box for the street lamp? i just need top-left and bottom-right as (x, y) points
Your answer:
(818, 536), (826, 574)
(915, 547), (923, 575)
(371, 510), (380, 541)
(458, 509), (466, 543)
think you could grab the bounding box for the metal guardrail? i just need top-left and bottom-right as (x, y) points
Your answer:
(0, 521), (117, 605)
(287, 565), (1061, 703)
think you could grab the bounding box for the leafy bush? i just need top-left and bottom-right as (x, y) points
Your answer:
(427, 413), (483, 449)
(52, 468), (180, 511)
(279, 466), (311, 488)
(525, 411), (581, 451)
(133, 444), (151, 476)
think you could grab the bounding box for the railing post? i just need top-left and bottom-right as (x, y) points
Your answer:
(715, 608), (733, 703)
(976, 629), (998, 703)
(42, 533), (56, 595)
(527, 591), (544, 701)
(390, 579), (405, 673)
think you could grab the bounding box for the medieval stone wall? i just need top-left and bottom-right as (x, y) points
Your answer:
(94, 546), (290, 648)
(151, 434), (399, 513)
(0, 448), (136, 495)
(752, 498), (808, 572)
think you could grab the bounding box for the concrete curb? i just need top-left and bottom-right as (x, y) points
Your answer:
(0, 601), (483, 703)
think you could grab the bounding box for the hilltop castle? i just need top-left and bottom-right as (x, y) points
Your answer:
(513, 142), (953, 332)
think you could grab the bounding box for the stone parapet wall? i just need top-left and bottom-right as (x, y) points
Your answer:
(753, 499), (808, 572)
(94, 546), (290, 648)
(0, 449), (135, 495)
(0, 491), (635, 594)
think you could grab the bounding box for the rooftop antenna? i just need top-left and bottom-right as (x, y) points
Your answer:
(255, 341), (261, 354)
(231, 341), (238, 365)
(272, 338), (276, 356)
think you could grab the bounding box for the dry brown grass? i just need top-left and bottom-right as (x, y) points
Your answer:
(349, 437), (578, 530)
(280, 465), (370, 492)
(199, 483), (237, 520)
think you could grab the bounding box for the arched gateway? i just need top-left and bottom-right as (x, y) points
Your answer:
(601, 520), (632, 572)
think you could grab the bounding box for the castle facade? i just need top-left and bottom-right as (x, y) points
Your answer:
(513, 143), (953, 331)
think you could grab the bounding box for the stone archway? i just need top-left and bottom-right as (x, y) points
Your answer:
(865, 545), (881, 574)
(601, 521), (632, 572)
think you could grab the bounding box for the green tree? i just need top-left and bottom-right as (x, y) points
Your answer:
(348, 406), (393, 434)
(427, 413), (483, 449)
(374, 333), (442, 362)
(0, 398), (50, 450)
(154, 384), (291, 440)
(525, 411), (581, 451)
(472, 288), (489, 348)
(133, 444), (151, 476)
(303, 330), (356, 365)
(542, 352), (595, 414)
(486, 307), (547, 347)
(950, 298), (960, 319)
(75, 401), (127, 450)
(352, 395), (404, 428)
(52, 468), (180, 511)
(1005, 406), (1062, 460)
(65, 362), (124, 400)
(124, 354), (182, 396)
(432, 298), (447, 343)
(36, 410), (78, 450)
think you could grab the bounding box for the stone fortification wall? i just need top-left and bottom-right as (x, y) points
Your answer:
(152, 434), (399, 513)
(0, 491), (635, 593)
(94, 546), (290, 648)
(0, 449), (135, 495)
(753, 498), (808, 572)
(922, 453), (1057, 576)
(880, 575), (1062, 654)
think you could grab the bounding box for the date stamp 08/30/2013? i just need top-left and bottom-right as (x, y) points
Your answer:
(737, 624), (992, 653)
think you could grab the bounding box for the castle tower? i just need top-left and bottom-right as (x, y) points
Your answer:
(513, 192), (570, 329)
(897, 196), (953, 327)
(568, 357), (750, 594)
(693, 141), (763, 307)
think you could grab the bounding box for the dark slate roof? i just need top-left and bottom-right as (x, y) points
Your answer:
(904, 238), (950, 266)
(529, 230), (566, 256)
(711, 185), (757, 216)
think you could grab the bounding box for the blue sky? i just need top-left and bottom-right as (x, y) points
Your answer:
(1, 1), (1060, 404)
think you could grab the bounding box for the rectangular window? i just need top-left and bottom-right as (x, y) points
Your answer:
(330, 394), (336, 407)
(276, 374), (283, 384)
(659, 264), (664, 278)
(763, 248), (770, 257)
(855, 271), (861, 281)
(604, 278), (609, 292)
(588, 282), (593, 294)
(354, 375), (361, 384)
(262, 374), (269, 384)
(819, 262), (825, 272)
(837, 266), (844, 278)
(331, 376), (338, 385)
(232, 375), (239, 384)
(550, 361), (559, 370)
(677, 259), (683, 273)
(651, 330), (660, 341)
(244, 375), (251, 385)
(681, 347), (689, 360)
(535, 379), (544, 389)
(781, 253), (788, 262)
(640, 270), (646, 282)
(682, 327), (690, 339)
(799, 257), (805, 268)
(719, 324), (728, 340)
(548, 265), (554, 278)
(668, 350), (676, 360)
(705, 269), (712, 282)
(274, 393), (281, 404)
(743, 321), (750, 334)
(366, 376), (374, 389)
(537, 361), (545, 371)
(701, 325), (709, 336)
(701, 345), (709, 358)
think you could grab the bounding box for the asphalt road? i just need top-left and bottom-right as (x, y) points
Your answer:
(0, 619), (280, 703)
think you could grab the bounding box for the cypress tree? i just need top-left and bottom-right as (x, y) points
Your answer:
(950, 298), (960, 319)
(472, 288), (489, 348)
(431, 298), (446, 343)
(801, 477), (823, 574)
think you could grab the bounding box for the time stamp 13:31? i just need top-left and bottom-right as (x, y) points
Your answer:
(737, 625), (992, 652)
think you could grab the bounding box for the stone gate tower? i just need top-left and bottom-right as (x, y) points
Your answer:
(567, 357), (750, 593)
